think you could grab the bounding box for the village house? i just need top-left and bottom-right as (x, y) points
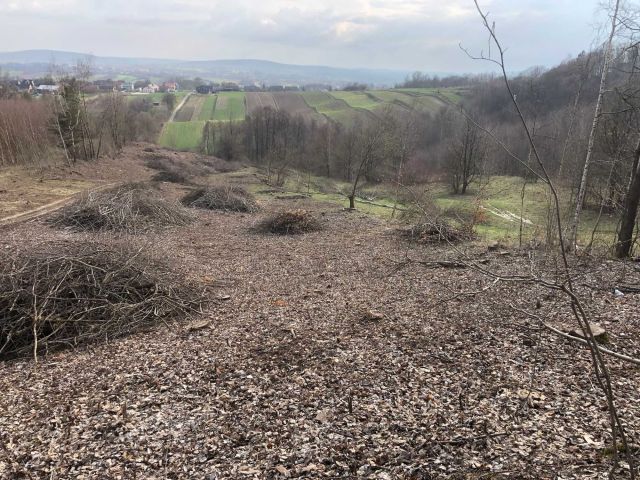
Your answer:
(14, 79), (36, 94)
(121, 82), (135, 92)
(36, 84), (60, 94)
(161, 82), (179, 93)
(141, 83), (160, 94)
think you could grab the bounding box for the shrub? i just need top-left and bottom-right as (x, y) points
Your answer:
(258, 209), (321, 235)
(51, 183), (194, 233)
(182, 185), (258, 212)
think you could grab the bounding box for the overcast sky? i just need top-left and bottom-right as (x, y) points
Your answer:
(0, 0), (607, 73)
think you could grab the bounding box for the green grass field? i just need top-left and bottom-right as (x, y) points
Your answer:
(240, 171), (619, 247)
(126, 92), (188, 106)
(329, 91), (381, 111)
(413, 176), (618, 246)
(158, 121), (205, 151)
(158, 93), (244, 150)
(197, 95), (218, 121)
(394, 87), (465, 104)
(211, 92), (246, 122)
(369, 90), (443, 113)
(302, 92), (369, 126)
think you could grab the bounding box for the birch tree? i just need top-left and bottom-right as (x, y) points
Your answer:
(567, 0), (621, 250)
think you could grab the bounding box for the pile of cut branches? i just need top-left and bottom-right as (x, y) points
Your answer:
(402, 220), (475, 244)
(51, 183), (194, 233)
(0, 241), (202, 360)
(146, 155), (200, 184)
(152, 170), (191, 184)
(258, 209), (321, 235)
(183, 185), (259, 213)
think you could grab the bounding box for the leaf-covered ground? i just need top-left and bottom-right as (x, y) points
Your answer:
(0, 163), (639, 479)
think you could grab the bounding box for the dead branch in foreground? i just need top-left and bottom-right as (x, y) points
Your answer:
(510, 305), (640, 366)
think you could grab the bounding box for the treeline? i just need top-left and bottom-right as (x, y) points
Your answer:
(200, 105), (429, 206)
(0, 77), (172, 166)
(398, 71), (492, 89)
(462, 47), (636, 203)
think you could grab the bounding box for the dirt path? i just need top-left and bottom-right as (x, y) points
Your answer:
(0, 182), (117, 227)
(482, 205), (534, 225)
(0, 143), (194, 224)
(168, 92), (193, 123)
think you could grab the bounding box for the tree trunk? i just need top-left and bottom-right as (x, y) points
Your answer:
(616, 137), (640, 258)
(568, 0), (620, 250)
(348, 195), (355, 210)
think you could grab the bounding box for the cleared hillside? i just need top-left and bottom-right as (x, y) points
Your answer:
(0, 145), (638, 479)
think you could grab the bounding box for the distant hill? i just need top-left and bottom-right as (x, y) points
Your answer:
(0, 50), (416, 87)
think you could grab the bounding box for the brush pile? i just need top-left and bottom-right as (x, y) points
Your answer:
(146, 155), (196, 184)
(258, 209), (321, 235)
(152, 170), (191, 184)
(402, 220), (475, 244)
(182, 185), (259, 213)
(51, 183), (194, 233)
(0, 241), (201, 360)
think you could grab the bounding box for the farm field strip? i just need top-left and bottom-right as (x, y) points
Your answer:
(246, 92), (278, 113)
(158, 121), (205, 151)
(174, 106), (194, 122)
(301, 92), (371, 126)
(328, 90), (445, 118)
(196, 95), (217, 121)
(394, 87), (464, 104)
(328, 91), (382, 111)
(271, 93), (326, 124)
(174, 95), (206, 122)
(189, 96), (207, 122)
(125, 92), (188, 105)
(369, 90), (443, 113)
(211, 92), (246, 122)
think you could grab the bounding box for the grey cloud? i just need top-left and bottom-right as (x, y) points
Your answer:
(0, 0), (606, 72)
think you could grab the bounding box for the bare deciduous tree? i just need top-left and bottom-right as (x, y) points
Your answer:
(346, 120), (388, 209)
(447, 116), (486, 194)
